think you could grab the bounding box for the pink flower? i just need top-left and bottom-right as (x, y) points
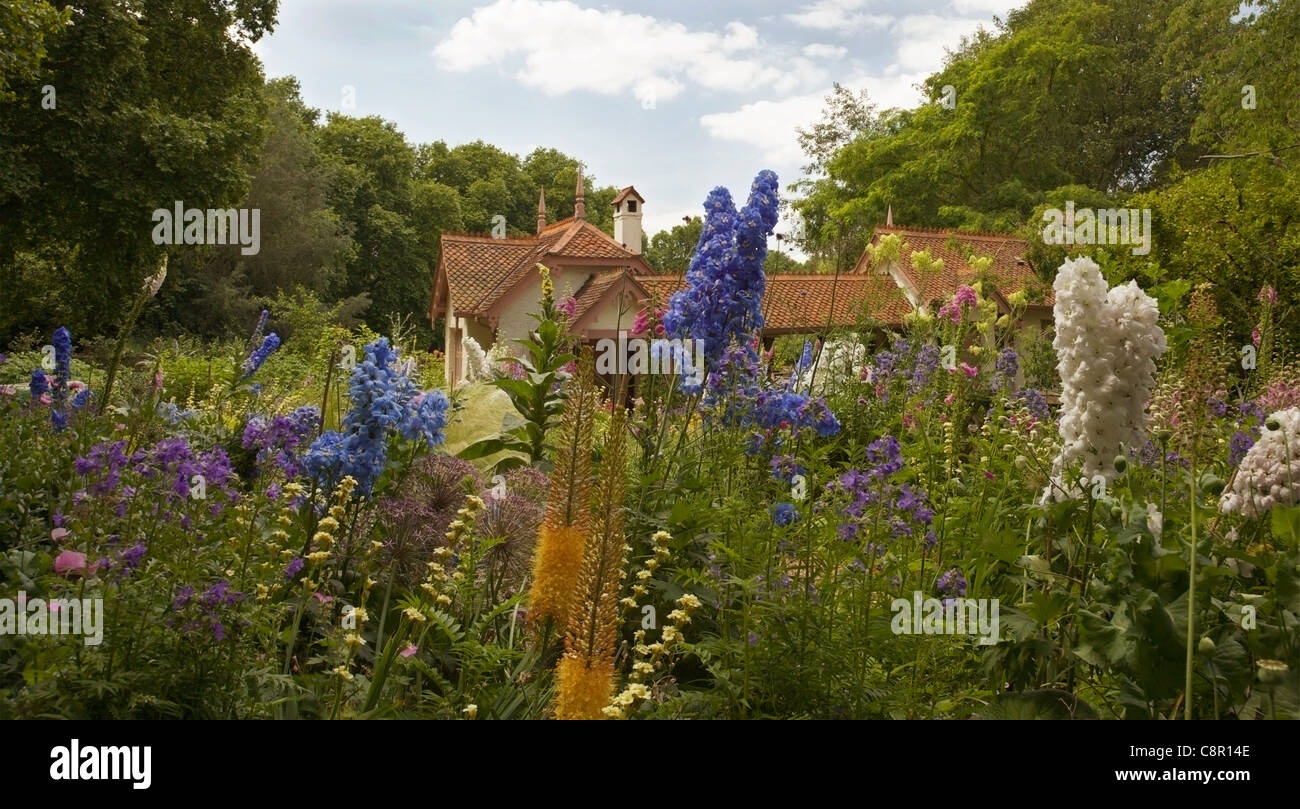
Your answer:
(954, 285), (978, 308)
(54, 550), (88, 578)
(960, 362), (978, 378)
(399, 644), (418, 658)
(313, 592), (334, 605)
(153, 371), (164, 392)
(1258, 286), (1278, 304)
(944, 393), (955, 405)
(557, 296), (577, 319)
(938, 302), (960, 323)
(631, 307), (650, 336)
(50, 527), (69, 543)
(983, 469), (995, 481)
(38, 393), (52, 406)
(1252, 328), (1261, 347)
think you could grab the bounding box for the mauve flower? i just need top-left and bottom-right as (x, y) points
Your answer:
(399, 644), (418, 658)
(960, 362), (978, 378)
(557, 296), (577, 319)
(50, 527), (69, 543)
(54, 550), (88, 578)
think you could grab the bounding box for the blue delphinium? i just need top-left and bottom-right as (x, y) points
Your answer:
(51, 327), (72, 427)
(29, 368), (48, 400)
(773, 502), (801, 527)
(241, 333), (281, 379)
(303, 338), (450, 495)
(663, 171), (780, 392)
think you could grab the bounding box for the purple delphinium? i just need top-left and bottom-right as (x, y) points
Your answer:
(243, 405), (320, 478)
(284, 557), (305, 578)
(831, 435), (934, 549)
(1228, 430), (1255, 467)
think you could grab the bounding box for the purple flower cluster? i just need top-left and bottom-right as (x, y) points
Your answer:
(992, 347), (1019, 392)
(935, 568), (967, 605)
(770, 454), (806, 485)
(303, 339), (450, 495)
(74, 437), (235, 505)
(1014, 388), (1050, 423)
(662, 171), (779, 392)
(242, 405), (320, 478)
(830, 435), (936, 551)
(170, 579), (244, 641)
(708, 343), (841, 450)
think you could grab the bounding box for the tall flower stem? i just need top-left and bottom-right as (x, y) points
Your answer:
(1185, 463), (1197, 720)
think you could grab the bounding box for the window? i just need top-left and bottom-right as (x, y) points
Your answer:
(627, 201), (637, 213)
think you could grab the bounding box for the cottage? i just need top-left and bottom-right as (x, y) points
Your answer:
(430, 179), (1055, 388)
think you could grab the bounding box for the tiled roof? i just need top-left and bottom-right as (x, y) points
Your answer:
(572, 271), (632, 322)
(631, 274), (912, 332)
(853, 226), (1054, 308)
(437, 218), (642, 318)
(439, 234), (544, 317)
(611, 186), (644, 205)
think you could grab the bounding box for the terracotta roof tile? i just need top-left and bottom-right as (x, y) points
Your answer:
(611, 186), (644, 205)
(854, 226), (1054, 308)
(632, 274), (911, 332)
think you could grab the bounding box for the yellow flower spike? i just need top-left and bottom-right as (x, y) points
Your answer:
(554, 657), (615, 720)
(306, 551), (330, 564)
(403, 607), (427, 623)
(527, 351), (598, 628)
(351, 606), (368, 623)
(318, 517), (339, 533)
(435, 594), (452, 607)
(312, 531), (334, 546)
(343, 632), (364, 649)
(333, 666), (353, 681)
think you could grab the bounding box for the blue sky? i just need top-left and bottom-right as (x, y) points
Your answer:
(254, 0), (1025, 246)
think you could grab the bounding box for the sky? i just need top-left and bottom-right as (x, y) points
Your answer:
(253, 0), (1026, 248)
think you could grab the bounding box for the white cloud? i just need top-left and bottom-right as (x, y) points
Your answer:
(699, 74), (927, 167)
(802, 43), (848, 60)
(892, 14), (987, 72)
(784, 0), (892, 32)
(432, 1), (825, 107)
(949, 0), (1023, 16)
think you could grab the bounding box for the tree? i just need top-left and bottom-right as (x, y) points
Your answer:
(0, 0), (277, 342)
(643, 217), (703, 274)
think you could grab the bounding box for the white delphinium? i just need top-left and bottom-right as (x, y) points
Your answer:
(1045, 256), (1167, 501)
(461, 336), (494, 384)
(798, 339), (868, 395)
(1219, 407), (1300, 518)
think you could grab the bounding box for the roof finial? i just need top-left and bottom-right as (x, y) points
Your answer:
(537, 187), (546, 235)
(574, 167), (586, 221)
(886, 205), (893, 227)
